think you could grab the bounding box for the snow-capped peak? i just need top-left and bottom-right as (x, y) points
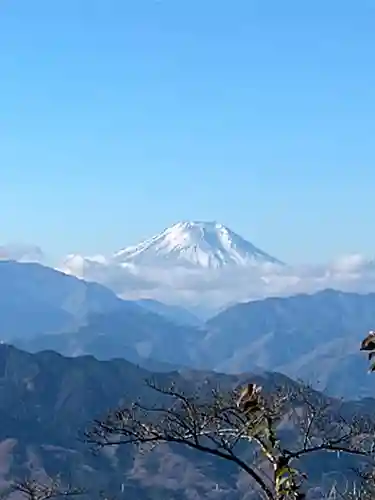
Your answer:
(113, 221), (284, 269)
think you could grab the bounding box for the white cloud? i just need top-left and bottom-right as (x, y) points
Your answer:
(327, 253), (375, 276)
(0, 243), (45, 263)
(57, 251), (375, 314)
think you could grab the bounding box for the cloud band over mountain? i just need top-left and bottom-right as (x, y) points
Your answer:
(3, 222), (375, 314)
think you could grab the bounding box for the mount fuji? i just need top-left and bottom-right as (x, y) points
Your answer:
(113, 221), (284, 269)
(58, 221), (285, 312)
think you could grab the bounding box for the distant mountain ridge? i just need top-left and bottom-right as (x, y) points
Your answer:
(0, 261), (202, 362)
(3, 259), (375, 401)
(0, 260), (125, 340)
(0, 344), (372, 499)
(135, 298), (203, 326)
(203, 288), (375, 399)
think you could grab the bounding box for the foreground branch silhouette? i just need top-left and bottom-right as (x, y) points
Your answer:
(86, 378), (375, 499)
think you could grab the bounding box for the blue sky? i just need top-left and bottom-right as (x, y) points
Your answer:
(1, 0), (374, 264)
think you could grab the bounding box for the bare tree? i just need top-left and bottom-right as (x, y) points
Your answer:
(4, 330), (375, 500)
(0, 476), (84, 500)
(86, 377), (375, 500)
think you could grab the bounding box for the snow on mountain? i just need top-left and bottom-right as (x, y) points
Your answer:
(24, 222), (375, 314)
(113, 221), (284, 269)
(57, 221), (286, 312)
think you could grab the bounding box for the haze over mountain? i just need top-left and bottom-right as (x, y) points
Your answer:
(135, 298), (203, 327)
(0, 243), (45, 263)
(0, 260), (127, 340)
(5, 256), (375, 400)
(0, 261), (203, 370)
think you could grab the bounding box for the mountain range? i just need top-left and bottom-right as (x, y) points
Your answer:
(0, 259), (147, 340)
(0, 344), (372, 499)
(0, 260), (204, 372)
(0, 258), (372, 400)
(204, 289), (374, 398)
(1, 225), (375, 496)
(1, 221), (375, 400)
